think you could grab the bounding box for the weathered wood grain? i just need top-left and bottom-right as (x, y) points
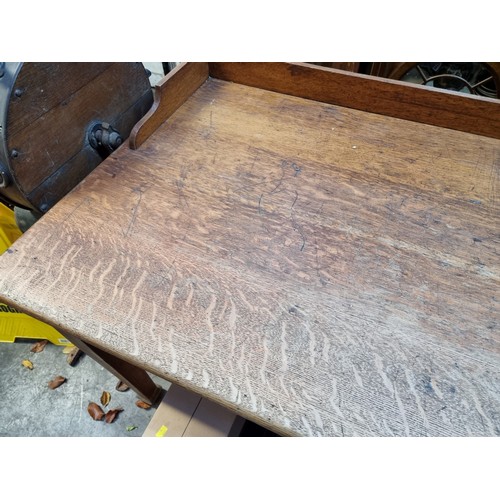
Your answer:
(0, 78), (498, 436)
(209, 62), (500, 140)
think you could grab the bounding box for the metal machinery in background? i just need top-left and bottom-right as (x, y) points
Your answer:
(371, 62), (500, 98)
(0, 63), (153, 230)
(313, 62), (500, 99)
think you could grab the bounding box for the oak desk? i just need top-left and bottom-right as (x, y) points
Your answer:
(0, 63), (499, 436)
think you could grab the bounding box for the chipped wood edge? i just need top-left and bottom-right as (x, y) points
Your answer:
(129, 62), (209, 150)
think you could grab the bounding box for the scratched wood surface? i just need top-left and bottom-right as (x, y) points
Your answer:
(0, 78), (499, 436)
(209, 62), (500, 140)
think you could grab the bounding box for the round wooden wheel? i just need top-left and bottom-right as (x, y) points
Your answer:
(0, 63), (153, 213)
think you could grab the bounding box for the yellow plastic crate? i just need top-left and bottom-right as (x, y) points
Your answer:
(0, 303), (73, 346)
(0, 203), (72, 346)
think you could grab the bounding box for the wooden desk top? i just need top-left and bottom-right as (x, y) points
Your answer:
(1, 67), (499, 436)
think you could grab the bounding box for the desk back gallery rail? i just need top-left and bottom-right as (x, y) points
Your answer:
(130, 62), (500, 151)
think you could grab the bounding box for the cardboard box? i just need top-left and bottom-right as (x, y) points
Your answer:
(143, 384), (244, 437)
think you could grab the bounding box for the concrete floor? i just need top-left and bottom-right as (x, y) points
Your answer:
(0, 340), (170, 437)
(0, 339), (276, 437)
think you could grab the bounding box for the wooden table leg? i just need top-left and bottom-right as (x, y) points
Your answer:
(62, 331), (163, 405)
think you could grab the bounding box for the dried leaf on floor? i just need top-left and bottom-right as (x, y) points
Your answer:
(48, 376), (66, 389)
(30, 340), (48, 353)
(104, 408), (124, 424)
(87, 402), (105, 421)
(126, 425), (137, 432)
(135, 400), (151, 410)
(115, 381), (129, 392)
(100, 391), (111, 407)
(21, 359), (34, 370)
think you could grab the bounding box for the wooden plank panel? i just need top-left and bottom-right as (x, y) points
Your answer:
(6, 62), (113, 136)
(8, 63), (152, 193)
(26, 91), (154, 211)
(209, 62), (500, 139)
(26, 144), (101, 210)
(0, 79), (498, 437)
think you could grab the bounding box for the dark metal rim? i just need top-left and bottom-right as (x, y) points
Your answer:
(0, 62), (33, 209)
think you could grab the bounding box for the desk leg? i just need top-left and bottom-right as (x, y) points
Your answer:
(62, 332), (163, 405)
